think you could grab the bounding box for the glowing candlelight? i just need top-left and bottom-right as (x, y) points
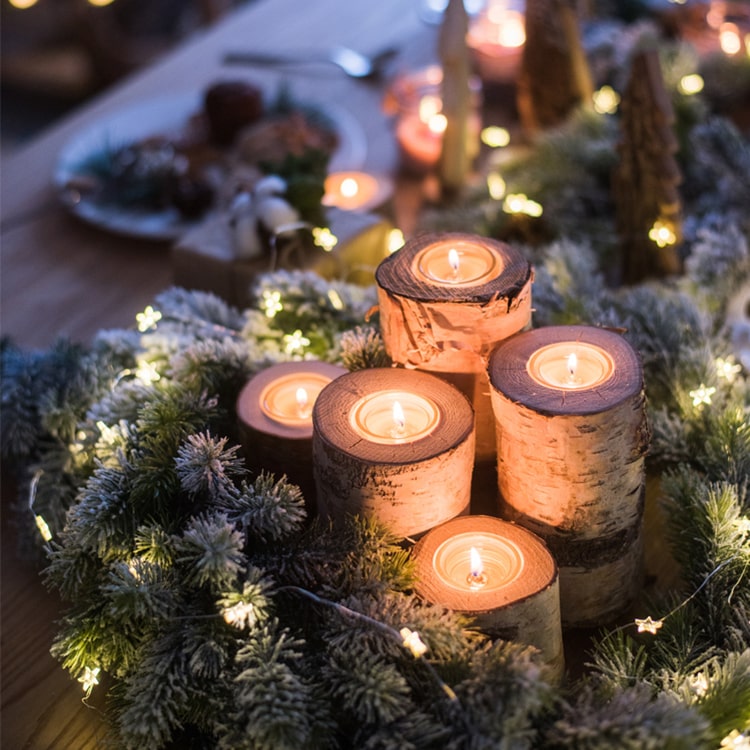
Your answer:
(468, 546), (487, 588)
(467, 3), (526, 83)
(259, 374), (330, 426)
(720, 22), (742, 54)
(413, 238), (503, 286)
(322, 171), (392, 213)
(295, 387), (310, 418)
(349, 390), (440, 445)
(526, 342), (615, 390)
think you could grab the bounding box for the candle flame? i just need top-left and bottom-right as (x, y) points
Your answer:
(392, 400), (405, 431)
(498, 12), (525, 47)
(448, 248), (460, 276)
(470, 546), (483, 578)
(720, 22), (742, 55)
(428, 113), (448, 135)
(567, 353), (578, 379)
(340, 177), (359, 198)
(296, 387), (309, 412)
(419, 95), (442, 123)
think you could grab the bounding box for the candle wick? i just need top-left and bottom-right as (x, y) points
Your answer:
(466, 570), (488, 589)
(566, 353), (579, 384)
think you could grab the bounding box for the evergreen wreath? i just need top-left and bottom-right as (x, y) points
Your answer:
(2, 23), (750, 750)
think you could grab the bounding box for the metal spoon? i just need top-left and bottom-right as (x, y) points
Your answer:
(222, 45), (397, 81)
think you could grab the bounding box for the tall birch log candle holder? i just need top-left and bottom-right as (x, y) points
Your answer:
(237, 361), (347, 512)
(312, 368), (475, 538)
(412, 515), (564, 681)
(375, 232), (532, 464)
(487, 325), (650, 627)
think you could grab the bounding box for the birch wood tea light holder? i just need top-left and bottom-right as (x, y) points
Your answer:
(312, 368), (475, 538)
(412, 515), (564, 681)
(236, 361), (347, 511)
(376, 232), (532, 462)
(487, 325), (650, 627)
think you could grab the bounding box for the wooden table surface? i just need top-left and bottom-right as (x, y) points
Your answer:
(0, 2), (440, 746)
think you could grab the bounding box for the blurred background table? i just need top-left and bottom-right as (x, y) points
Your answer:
(0, 1), (439, 745)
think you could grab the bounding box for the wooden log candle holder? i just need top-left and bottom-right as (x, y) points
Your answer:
(412, 515), (564, 681)
(237, 361), (347, 512)
(376, 232), (532, 462)
(487, 325), (650, 627)
(312, 368), (475, 538)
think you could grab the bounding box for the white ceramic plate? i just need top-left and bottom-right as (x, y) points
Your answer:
(54, 91), (367, 241)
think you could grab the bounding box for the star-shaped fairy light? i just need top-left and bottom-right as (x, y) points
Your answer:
(78, 665), (101, 697)
(648, 219), (678, 248)
(721, 730), (750, 749)
(400, 627), (428, 658)
(312, 226), (338, 253)
(136, 305), (162, 332)
(327, 289), (344, 311)
(481, 126), (510, 148)
(222, 600), (257, 629)
(503, 193), (543, 217)
(262, 289), (284, 318)
(283, 329), (311, 355)
(688, 672), (709, 698)
(716, 357), (742, 382)
(134, 359), (161, 384)
(593, 85), (620, 115)
(679, 74), (704, 95)
(388, 228), (405, 254)
(487, 172), (507, 200)
(635, 615), (664, 634)
(689, 384), (716, 408)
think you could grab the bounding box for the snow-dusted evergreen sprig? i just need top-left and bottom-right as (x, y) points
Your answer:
(218, 471), (307, 545)
(175, 432), (245, 502)
(339, 325), (391, 371)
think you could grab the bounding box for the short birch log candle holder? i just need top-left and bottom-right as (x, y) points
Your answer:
(487, 325), (650, 627)
(412, 515), (564, 681)
(237, 361), (347, 512)
(312, 368), (475, 538)
(375, 232), (532, 463)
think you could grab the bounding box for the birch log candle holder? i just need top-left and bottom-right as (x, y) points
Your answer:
(487, 325), (650, 627)
(375, 232), (532, 463)
(412, 515), (564, 681)
(237, 361), (347, 512)
(312, 368), (475, 538)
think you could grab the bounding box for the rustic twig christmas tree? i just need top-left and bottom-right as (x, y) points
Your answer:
(438, 0), (473, 193)
(612, 48), (684, 284)
(516, 0), (594, 135)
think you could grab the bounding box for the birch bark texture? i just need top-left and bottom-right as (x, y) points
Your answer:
(376, 232), (532, 462)
(237, 361), (347, 513)
(487, 325), (650, 626)
(312, 368), (475, 537)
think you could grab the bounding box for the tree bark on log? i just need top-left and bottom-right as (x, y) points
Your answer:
(487, 325), (649, 626)
(312, 368), (475, 538)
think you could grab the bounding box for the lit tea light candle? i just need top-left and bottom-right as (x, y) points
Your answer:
(376, 232), (532, 462)
(237, 361), (347, 511)
(412, 236), (503, 287)
(349, 390), (440, 444)
(467, 2), (526, 84)
(487, 325), (649, 626)
(526, 341), (616, 390)
(312, 368), (475, 537)
(388, 65), (482, 174)
(322, 171), (394, 213)
(412, 515), (564, 680)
